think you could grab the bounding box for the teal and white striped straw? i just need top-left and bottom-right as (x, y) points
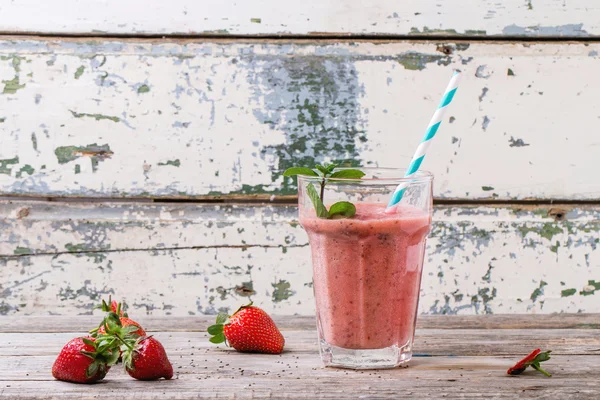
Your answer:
(386, 70), (462, 210)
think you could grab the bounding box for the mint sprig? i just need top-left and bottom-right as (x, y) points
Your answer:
(328, 201), (356, 219)
(283, 163), (365, 219)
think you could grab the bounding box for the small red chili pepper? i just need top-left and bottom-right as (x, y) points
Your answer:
(507, 348), (552, 377)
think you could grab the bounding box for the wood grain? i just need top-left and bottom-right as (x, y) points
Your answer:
(1, 201), (598, 316)
(1, 39), (600, 200)
(1, 0), (599, 38)
(1, 329), (599, 357)
(0, 315), (599, 399)
(1, 356), (598, 400)
(1, 314), (599, 333)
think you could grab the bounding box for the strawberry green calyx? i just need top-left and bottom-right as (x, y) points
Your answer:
(79, 337), (120, 378)
(207, 312), (231, 344)
(120, 335), (149, 372)
(91, 296), (131, 337)
(95, 296), (128, 317)
(207, 302), (253, 345)
(91, 297), (145, 339)
(94, 311), (142, 345)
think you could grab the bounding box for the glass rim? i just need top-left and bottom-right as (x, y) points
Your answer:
(296, 167), (433, 184)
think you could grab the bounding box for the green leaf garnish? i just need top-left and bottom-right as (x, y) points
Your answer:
(282, 167), (319, 177)
(283, 163), (364, 219)
(328, 202), (356, 219)
(329, 169), (366, 179)
(314, 164), (328, 175)
(306, 183), (329, 218)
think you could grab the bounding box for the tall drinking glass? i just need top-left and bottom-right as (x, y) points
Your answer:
(298, 168), (433, 369)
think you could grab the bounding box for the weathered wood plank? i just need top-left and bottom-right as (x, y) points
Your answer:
(1, 201), (598, 316)
(1, 39), (600, 200)
(2, 353), (599, 380)
(0, 320), (599, 399)
(2, 329), (599, 357)
(1, 0), (600, 38)
(2, 314), (599, 333)
(2, 356), (598, 399)
(1, 373), (597, 400)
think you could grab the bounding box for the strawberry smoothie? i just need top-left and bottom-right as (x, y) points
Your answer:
(300, 203), (430, 350)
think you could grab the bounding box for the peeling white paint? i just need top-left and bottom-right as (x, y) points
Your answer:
(0, 1), (599, 37)
(1, 202), (598, 316)
(0, 40), (599, 200)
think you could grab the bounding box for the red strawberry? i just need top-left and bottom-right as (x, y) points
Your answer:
(52, 337), (119, 384)
(507, 348), (552, 377)
(208, 302), (285, 354)
(121, 336), (173, 380)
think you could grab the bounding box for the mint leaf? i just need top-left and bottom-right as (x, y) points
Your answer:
(315, 165), (328, 175)
(306, 183), (329, 218)
(283, 167), (318, 177)
(329, 169), (366, 179)
(328, 202), (356, 219)
(282, 164), (363, 219)
(325, 163), (338, 174)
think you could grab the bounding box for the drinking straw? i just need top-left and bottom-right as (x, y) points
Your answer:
(386, 70), (462, 211)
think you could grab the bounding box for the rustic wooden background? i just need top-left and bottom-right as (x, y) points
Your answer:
(0, 1), (599, 316)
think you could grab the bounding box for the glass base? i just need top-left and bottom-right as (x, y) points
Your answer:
(318, 339), (412, 369)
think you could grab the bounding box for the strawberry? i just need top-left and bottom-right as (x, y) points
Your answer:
(52, 337), (119, 384)
(121, 336), (173, 381)
(507, 348), (552, 377)
(208, 302), (285, 354)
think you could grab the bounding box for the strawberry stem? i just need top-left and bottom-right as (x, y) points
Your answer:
(531, 363), (552, 377)
(232, 302), (253, 316)
(115, 334), (135, 351)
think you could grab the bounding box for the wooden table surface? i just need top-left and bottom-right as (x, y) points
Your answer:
(1, 314), (599, 399)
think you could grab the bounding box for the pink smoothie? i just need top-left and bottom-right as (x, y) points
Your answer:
(300, 203), (430, 350)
